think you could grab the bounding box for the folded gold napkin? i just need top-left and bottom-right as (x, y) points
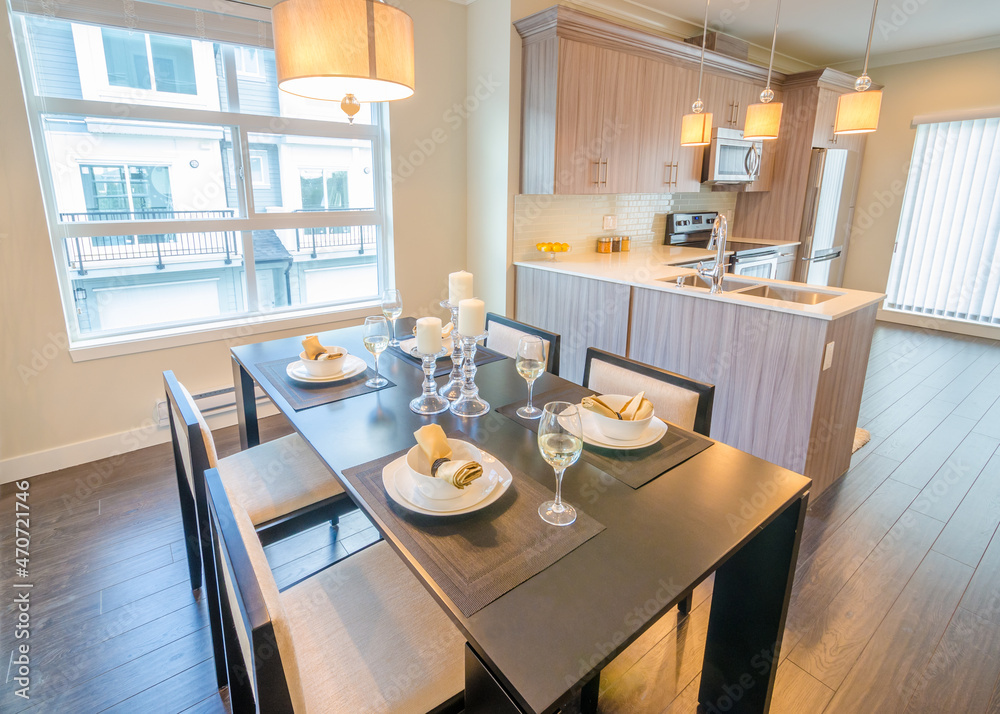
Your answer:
(582, 392), (653, 421)
(302, 335), (347, 361)
(414, 424), (483, 489)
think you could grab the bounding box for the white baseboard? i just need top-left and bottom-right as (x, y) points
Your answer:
(876, 309), (1000, 341)
(0, 401), (280, 484)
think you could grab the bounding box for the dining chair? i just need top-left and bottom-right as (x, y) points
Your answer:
(582, 348), (714, 437)
(582, 349), (715, 616)
(205, 465), (466, 713)
(485, 312), (561, 375)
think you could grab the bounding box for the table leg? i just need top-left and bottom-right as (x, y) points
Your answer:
(232, 356), (259, 449)
(698, 494), (807, 714)
(465, 644), (524, 714)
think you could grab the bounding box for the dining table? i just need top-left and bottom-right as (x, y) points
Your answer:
(231, 319), (811, 714)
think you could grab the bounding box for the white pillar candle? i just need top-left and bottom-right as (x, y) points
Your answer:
(449, 271), (474, 305)
(458, 298), (486, 337)
(415, 316), (443, 354)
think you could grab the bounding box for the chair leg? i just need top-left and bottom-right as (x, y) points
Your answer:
(201, 524), (227, 688)
(178, 489), (202, 591)
(678, 590), (693, 616)
(581, 673), (600, 714)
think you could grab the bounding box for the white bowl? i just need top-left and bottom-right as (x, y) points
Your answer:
(405, 439), (483, 500)
(587, 394), (654, 441)
(298, 349), (347, 378)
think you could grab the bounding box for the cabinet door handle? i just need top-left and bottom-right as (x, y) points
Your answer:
(734, 101), (740, 125)
(664, 162), (671, 185)
(600, 159), (609, 186)
(592, 161), (601, 185)
(672, 162), (679, 188)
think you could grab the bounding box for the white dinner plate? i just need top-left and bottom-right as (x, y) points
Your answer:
(399, 336), (454, 358)
(382, 450), (512, 515)
(578, 408), (668, 450)
(285, 355), (367, 384)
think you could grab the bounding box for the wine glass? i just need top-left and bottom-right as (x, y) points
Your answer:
(362, 316), (390, 388)
(381, 289), (403, 347)
(537, 401), (583, 526)
(515, 335), (546, 419)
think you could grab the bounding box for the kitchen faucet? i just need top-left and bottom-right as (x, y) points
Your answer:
(698, 214), (728, 294)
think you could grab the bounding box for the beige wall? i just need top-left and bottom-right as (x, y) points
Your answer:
(843, 49), (1000, 322)
(0, 0), (469, 478)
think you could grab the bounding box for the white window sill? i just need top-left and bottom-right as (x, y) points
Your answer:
(68, 301), (380, 362)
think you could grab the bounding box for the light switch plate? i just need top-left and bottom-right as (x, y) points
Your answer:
(603, 215), (617, 230)
(823, 341), (835, 371)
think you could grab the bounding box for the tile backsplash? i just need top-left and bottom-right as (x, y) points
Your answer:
(513, 192), (738, 261)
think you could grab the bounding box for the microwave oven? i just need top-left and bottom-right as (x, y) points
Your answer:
(702, 128), (763, 184)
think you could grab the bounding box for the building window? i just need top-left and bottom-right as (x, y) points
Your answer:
(101, 27), (197, 95)
(13, 7), (391, 343)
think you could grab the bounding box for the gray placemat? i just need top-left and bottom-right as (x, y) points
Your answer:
(256, 357), (395, 411)
(341, 431), (605, 617)
(498, 384), (714, 490)
(387, 341), (507, 378)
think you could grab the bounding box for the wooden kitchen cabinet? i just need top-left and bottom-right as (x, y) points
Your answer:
(636, 58), (702, 193)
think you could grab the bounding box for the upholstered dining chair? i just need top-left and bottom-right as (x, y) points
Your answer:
(485, 312), (561, 376)
(582, 349), (714, 437)
(205, 465), (466, 713)
(163, 370), (349, 685)
(582, 349), (715, 616)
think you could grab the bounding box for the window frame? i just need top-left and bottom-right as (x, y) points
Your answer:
(10, 7), (395, 354)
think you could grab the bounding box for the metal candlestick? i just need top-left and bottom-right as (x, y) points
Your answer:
(410, 347), (450, 415)
(450, 332), (490, 418)
(438, 300), (464, 401)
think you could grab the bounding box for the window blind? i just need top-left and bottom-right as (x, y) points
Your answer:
(884, 117), (1000, 325)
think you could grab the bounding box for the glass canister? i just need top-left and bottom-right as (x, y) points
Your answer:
(597, 237), (612, 254)
(620, 236), (631, 252)
(611, 236), (622, 252)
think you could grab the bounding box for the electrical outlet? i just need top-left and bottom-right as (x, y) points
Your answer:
(823, 341), (835, 371)
(155, 399), (169, 428)
(603, 215), (617, 230)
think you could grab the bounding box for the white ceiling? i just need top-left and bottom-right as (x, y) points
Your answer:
(574, 0), (1000, 70)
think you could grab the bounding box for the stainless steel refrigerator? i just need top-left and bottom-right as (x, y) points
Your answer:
(796, 148), (858, 287)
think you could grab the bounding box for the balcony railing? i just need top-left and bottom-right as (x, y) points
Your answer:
(64, 231), (241, 275)
(60, 209), (235, 222)
(296, 225), (378, 258)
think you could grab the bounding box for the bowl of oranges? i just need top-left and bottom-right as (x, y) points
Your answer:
(535, 242), (571, 261)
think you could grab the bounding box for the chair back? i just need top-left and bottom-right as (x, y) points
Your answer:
(583, 349), (715, 436)
(485, 312), (561, 375)
(206, 466), (303, 714)
(163, 370), (218, 497)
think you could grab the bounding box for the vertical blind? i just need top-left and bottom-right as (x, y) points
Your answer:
(885, 117), (1000, 325)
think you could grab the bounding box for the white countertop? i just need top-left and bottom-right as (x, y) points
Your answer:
(514, 245), (885, 321)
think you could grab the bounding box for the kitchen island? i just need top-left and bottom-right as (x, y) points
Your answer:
(515, 245), (884, 496)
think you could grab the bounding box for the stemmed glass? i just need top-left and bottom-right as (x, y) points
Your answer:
(381, 289), (403, 347)
(537, 401), (583, 526)
(362, 316), (390, 388)
(515, 335), (546, 419)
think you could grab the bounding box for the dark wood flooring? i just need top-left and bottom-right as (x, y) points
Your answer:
(3, 322), (1000, 713)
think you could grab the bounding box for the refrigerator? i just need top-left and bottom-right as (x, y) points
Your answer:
(796, 148), (858, 287)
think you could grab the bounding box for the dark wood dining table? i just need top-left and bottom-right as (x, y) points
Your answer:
(231, 321), (811, 714)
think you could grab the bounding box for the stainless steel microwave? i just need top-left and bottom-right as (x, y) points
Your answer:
(702, 128), (763, 184)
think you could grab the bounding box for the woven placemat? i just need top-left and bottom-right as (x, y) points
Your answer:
(256, 357), (395, 411)
(387, 341), (507, 378)
(498, 384), (714, 490)
(341, 431), (605, 617)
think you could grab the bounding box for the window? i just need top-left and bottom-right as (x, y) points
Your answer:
(101, 27), (197, 95)
(884, 117), (1000, 325)
(12, 5), (391, 344)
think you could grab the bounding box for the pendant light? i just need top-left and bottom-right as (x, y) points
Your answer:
(680, 0), (714, 147)
(272, 0), (415, 123)
(835, 0), (882, 135)
(743, 0), (783, 140)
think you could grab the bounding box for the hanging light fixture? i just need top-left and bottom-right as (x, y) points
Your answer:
(680, 0), (714, 147)
(272, 0), (415, 123)
(743, 0), (783, 140)
(835, 0), (883, 134)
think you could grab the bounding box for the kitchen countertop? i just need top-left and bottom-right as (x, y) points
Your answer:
(514, 245), (885, 321)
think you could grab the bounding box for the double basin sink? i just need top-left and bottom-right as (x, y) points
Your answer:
(664, 274), (839, 306)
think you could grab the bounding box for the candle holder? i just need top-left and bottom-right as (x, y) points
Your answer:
(410, 347), (451, 415)
(450, 332), (490, 418)
(438, 300), (464, 401)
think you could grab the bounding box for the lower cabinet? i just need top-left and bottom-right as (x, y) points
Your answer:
(515, 266), (630, 385)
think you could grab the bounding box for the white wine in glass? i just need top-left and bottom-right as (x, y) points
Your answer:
(515, 335), (546, 419)
(381, 289), (403, 346)
(363, 316), (390, 388)
(537, 401), (583, 526)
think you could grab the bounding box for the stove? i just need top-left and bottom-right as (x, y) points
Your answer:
(665, 211), (718, 249)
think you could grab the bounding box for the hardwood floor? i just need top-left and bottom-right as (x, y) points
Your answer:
(2, 322), (999, 713)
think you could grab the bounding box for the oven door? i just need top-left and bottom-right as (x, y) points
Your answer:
(732, 252), (779, 279)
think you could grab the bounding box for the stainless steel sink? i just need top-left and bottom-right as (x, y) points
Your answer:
(665, 274), (746, 291)
(736, 284), (839, 304)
